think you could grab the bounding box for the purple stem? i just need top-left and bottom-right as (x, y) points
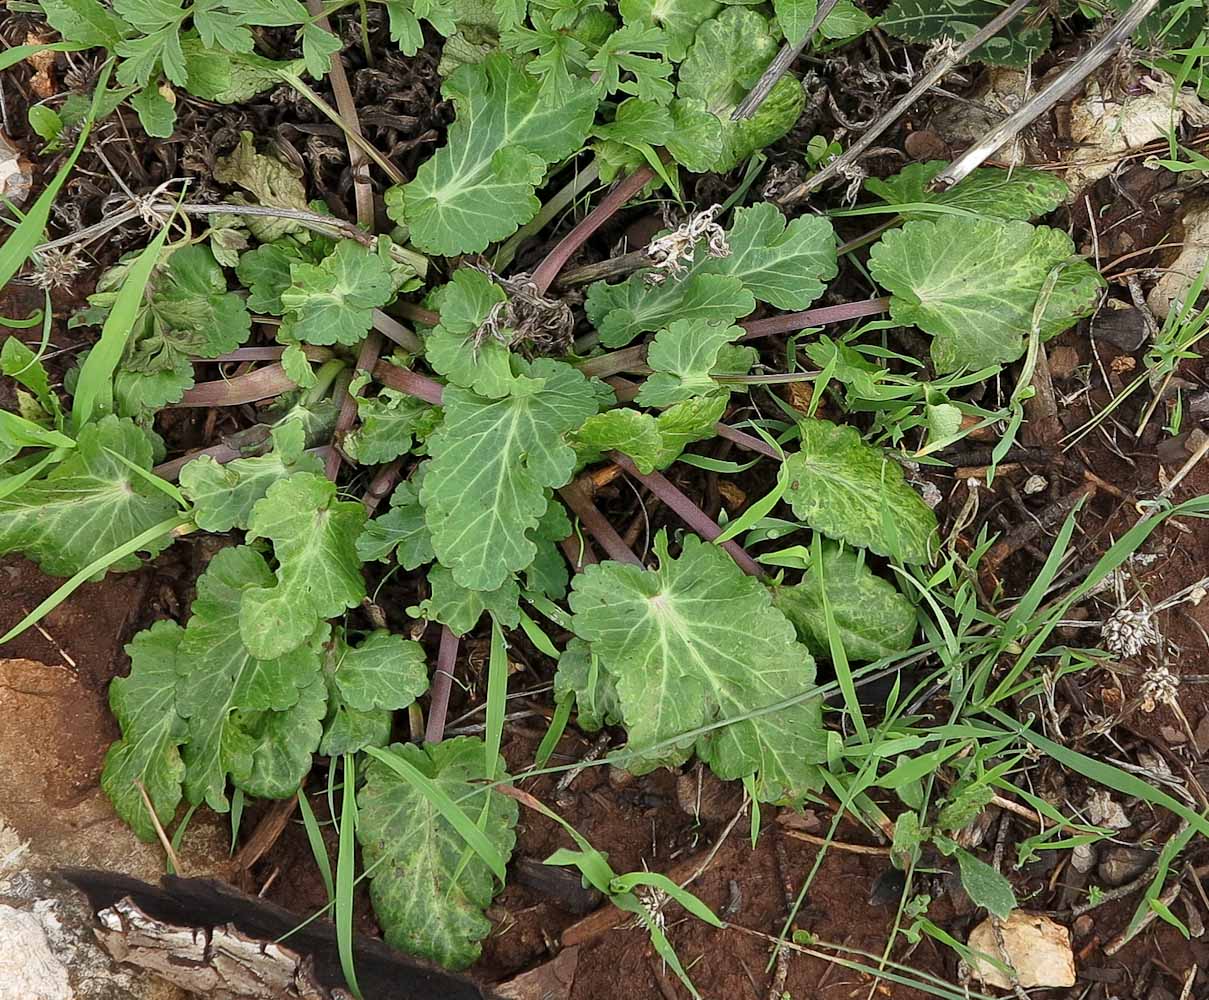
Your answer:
(714, 424), (781, 460)
(425, 626), (460, 744)
(610, 452), (765, 578)
(558, 483), (644, 566)
(373, 362), (445, 406)
(740, 297), (890, 341)
(531, 166), (655, 295)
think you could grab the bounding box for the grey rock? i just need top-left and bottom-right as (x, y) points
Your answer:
(1097, 844), (1156, 887)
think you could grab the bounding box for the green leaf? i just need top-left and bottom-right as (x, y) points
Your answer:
(181, 39), (305, 103)
(572, 408), (664, 474)
(774, 0), (817, 46)
(770, 543), (916, 662)
(101, 620), (187, 842)
(40, 0), (129, 47)
(653, 394), (728, 468)
(279, 240), (395, 346)
(783, 418), (938, 563)
(586, 203), (834, 347)
(569, 533), (826, 801)
(238, 673), (327, 798)
(867, 217), (1104, 373)
(123, 243), (250, 388)
(357, 738), (518, 969)
(956, 848), (1017, 918)
(241, 472), (367, 659)
(422, 358), (601, 591)
(865, 162), (1070, 222)
(130, 83), (176, 137)
(594, 96), (673, 149)
(818, 0), (874, 38)
(664, 97), (725, 174)
(343, 382), (438, 465)
(0, 417), (178, 577)
(299, 21), (341, 78)
(880, 0), (1051, 68)
(180, 418), (323, 531)
(176, 546), (326, 810)
(553, 637), (622, 731)
(384, 53), (597, 255)
(384, 0), (457, 55)
(415, 564), (522, 636)
(356, 479), (435, 569)
(636, 318), (751, 407)
(587, 272), (754, 348)
(676, 7), (805, 171)
(701, 203), (837, 311)
(587, 22), (673, 103)
(618, 0), (719, 61)
(329, 628), (429, 711)
(423, 269), (534, 398)
(235, 240), (314, 314)
(1, 337), (60, 422)
(213, 130), (310, 241)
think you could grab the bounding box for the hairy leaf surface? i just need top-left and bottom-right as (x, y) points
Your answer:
(880, 0), (1051, 68)
(357, 739), (518, 968)
(783, 418), (938, 563)
(868, 217), (1103, 373)
(569, 535), (825, 801)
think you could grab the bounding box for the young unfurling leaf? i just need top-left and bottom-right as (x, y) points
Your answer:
(278, 240), (395, 346)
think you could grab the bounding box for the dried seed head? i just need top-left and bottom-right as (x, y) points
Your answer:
(28, 247), (88, 290)
(645, 204), (729, 284)
(1101, 608), (1161, 658)
(471, 271), (575, 357)
(636, 886), (669, 933)
(1138, 664), (1179, 713)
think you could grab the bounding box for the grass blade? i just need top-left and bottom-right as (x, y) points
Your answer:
(534, 696), (573, 770)
(71, 212), (175, 430)
(298, 791), (335, 902)
(485, 616), (508, 782)
(0, 62), (112, 293)
(0, 514), (189, 645)
(336, 755), (363, 1000)
(363, 745), (508, 881)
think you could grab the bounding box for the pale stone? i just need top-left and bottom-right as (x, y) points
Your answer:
(968, 911), (1076, 990)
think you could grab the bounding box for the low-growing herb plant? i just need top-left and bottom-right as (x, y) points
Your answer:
(6, 0), (1198, 990)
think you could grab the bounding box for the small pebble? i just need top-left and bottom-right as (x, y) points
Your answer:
(1097, 844), (1155, 887)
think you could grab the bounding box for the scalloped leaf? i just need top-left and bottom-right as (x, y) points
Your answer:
(177, 546), (327, 811)
(356, 480), (435, 569)
(385, 53), (598, 255)
(636, 318), (753, 407)
(101, 620), (188, 842)
(421, 359), (600, 591)
(553, 636), (623, 731)
(180, 419), (323, 532)
(414, 564), (522, 636)
(241, 472), (367, 659)
(278, 240), (395, 346)
(867, 216), (1104, 373)
(569, 534), (826, 801)
(357, 738), (519, 968)
(783, 418), (938, 563)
